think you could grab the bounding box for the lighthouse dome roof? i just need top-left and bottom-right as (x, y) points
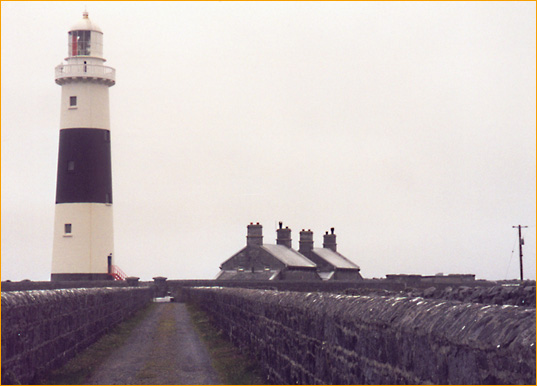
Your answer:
(69, 11), (102, 33)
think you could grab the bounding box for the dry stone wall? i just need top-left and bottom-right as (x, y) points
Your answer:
(405, 283), (536, 307)
(1, 287), (153, 384)
(1, 279), (135, 292)
(185, 287), (536, 385)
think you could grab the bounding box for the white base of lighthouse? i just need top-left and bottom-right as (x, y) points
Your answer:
(52, 203), (114, 280)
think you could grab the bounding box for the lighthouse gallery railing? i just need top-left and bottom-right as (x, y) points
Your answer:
(55, 63), (115, 84)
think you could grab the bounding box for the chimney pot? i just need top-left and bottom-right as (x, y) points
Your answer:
(323, 228), (337, 251)
(247, 223), (263, 246)
(299, 229), (314, 254)
(276, 223), (292, 248)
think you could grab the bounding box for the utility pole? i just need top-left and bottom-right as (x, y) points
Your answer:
(512, 225), (528, 281)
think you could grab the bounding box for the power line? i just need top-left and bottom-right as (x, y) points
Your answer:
(504, 235), (518, 280)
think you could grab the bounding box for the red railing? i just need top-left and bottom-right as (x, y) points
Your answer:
(109, 265), (127, 281)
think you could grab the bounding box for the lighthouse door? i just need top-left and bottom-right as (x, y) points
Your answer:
(107, 254), (112, 274)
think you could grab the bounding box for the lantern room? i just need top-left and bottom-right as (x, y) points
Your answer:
(67, 11), (104, 59)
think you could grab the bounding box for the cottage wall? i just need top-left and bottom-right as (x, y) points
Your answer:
(333, 269), (363, 281)
(278, 268), (322, 281)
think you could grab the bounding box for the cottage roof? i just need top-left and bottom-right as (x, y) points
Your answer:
(312, 248), (360, 270)
(262, 244), (316, 268)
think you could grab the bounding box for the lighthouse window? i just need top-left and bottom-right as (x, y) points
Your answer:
(64, 224), (72, 234)
(70, 96), (77, 107)
(69, 30), (91, 56)
(104, 130), (110, 142)
(67, 161), (75, 171)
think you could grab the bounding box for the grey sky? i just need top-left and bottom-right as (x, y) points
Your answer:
(2, 1), (535, 281)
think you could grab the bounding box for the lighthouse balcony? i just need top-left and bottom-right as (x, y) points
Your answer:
(55, 63), (115, 86)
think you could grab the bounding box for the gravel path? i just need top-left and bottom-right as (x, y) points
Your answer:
(87, 303), (220, 385)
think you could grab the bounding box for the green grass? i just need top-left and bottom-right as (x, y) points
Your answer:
(39, 302), (265, 385)
(186, 302), (266, 385)
(134, 303), (179, 383)
(39, 303), (156, 385)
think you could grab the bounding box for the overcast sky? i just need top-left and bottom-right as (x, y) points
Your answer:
(2, 1), (535, 282)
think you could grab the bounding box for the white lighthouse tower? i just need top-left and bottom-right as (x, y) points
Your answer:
(51, 11), (116, 281)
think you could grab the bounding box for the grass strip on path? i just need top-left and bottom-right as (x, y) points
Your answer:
(134, 303), (179, 383)
(186, 302), (266, 385)
(39, 302), (156, 385)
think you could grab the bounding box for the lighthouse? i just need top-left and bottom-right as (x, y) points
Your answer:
(51, 12), (116, 281)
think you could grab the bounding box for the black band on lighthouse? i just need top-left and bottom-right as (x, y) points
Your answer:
(55, 128), (113, 204)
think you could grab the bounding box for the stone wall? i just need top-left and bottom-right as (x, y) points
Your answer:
(1, 287), (154, 384)
(1, 279), (137, 292)
(342, 282), (536, 308)
(2, 277), (496, 296)
(184, 287), (536, 385)
(405, 282), (536, 307)
(163, 278), (498, 303)
(167, 279), (409, 302)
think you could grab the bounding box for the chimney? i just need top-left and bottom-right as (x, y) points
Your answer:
(299, 229), (314, 254)
(247, 222), (263, 246)
(323, 227), (337, 252)
(276, 221), (292, 248)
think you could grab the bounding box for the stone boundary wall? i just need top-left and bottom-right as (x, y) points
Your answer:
(1, 287), (154, 384)
(185, 287), (536, 385)
(1, 277), (497, 293)
(1, 280), (139, 292)
(405, 283), (536, 307)
(163, 279), (497, 302)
